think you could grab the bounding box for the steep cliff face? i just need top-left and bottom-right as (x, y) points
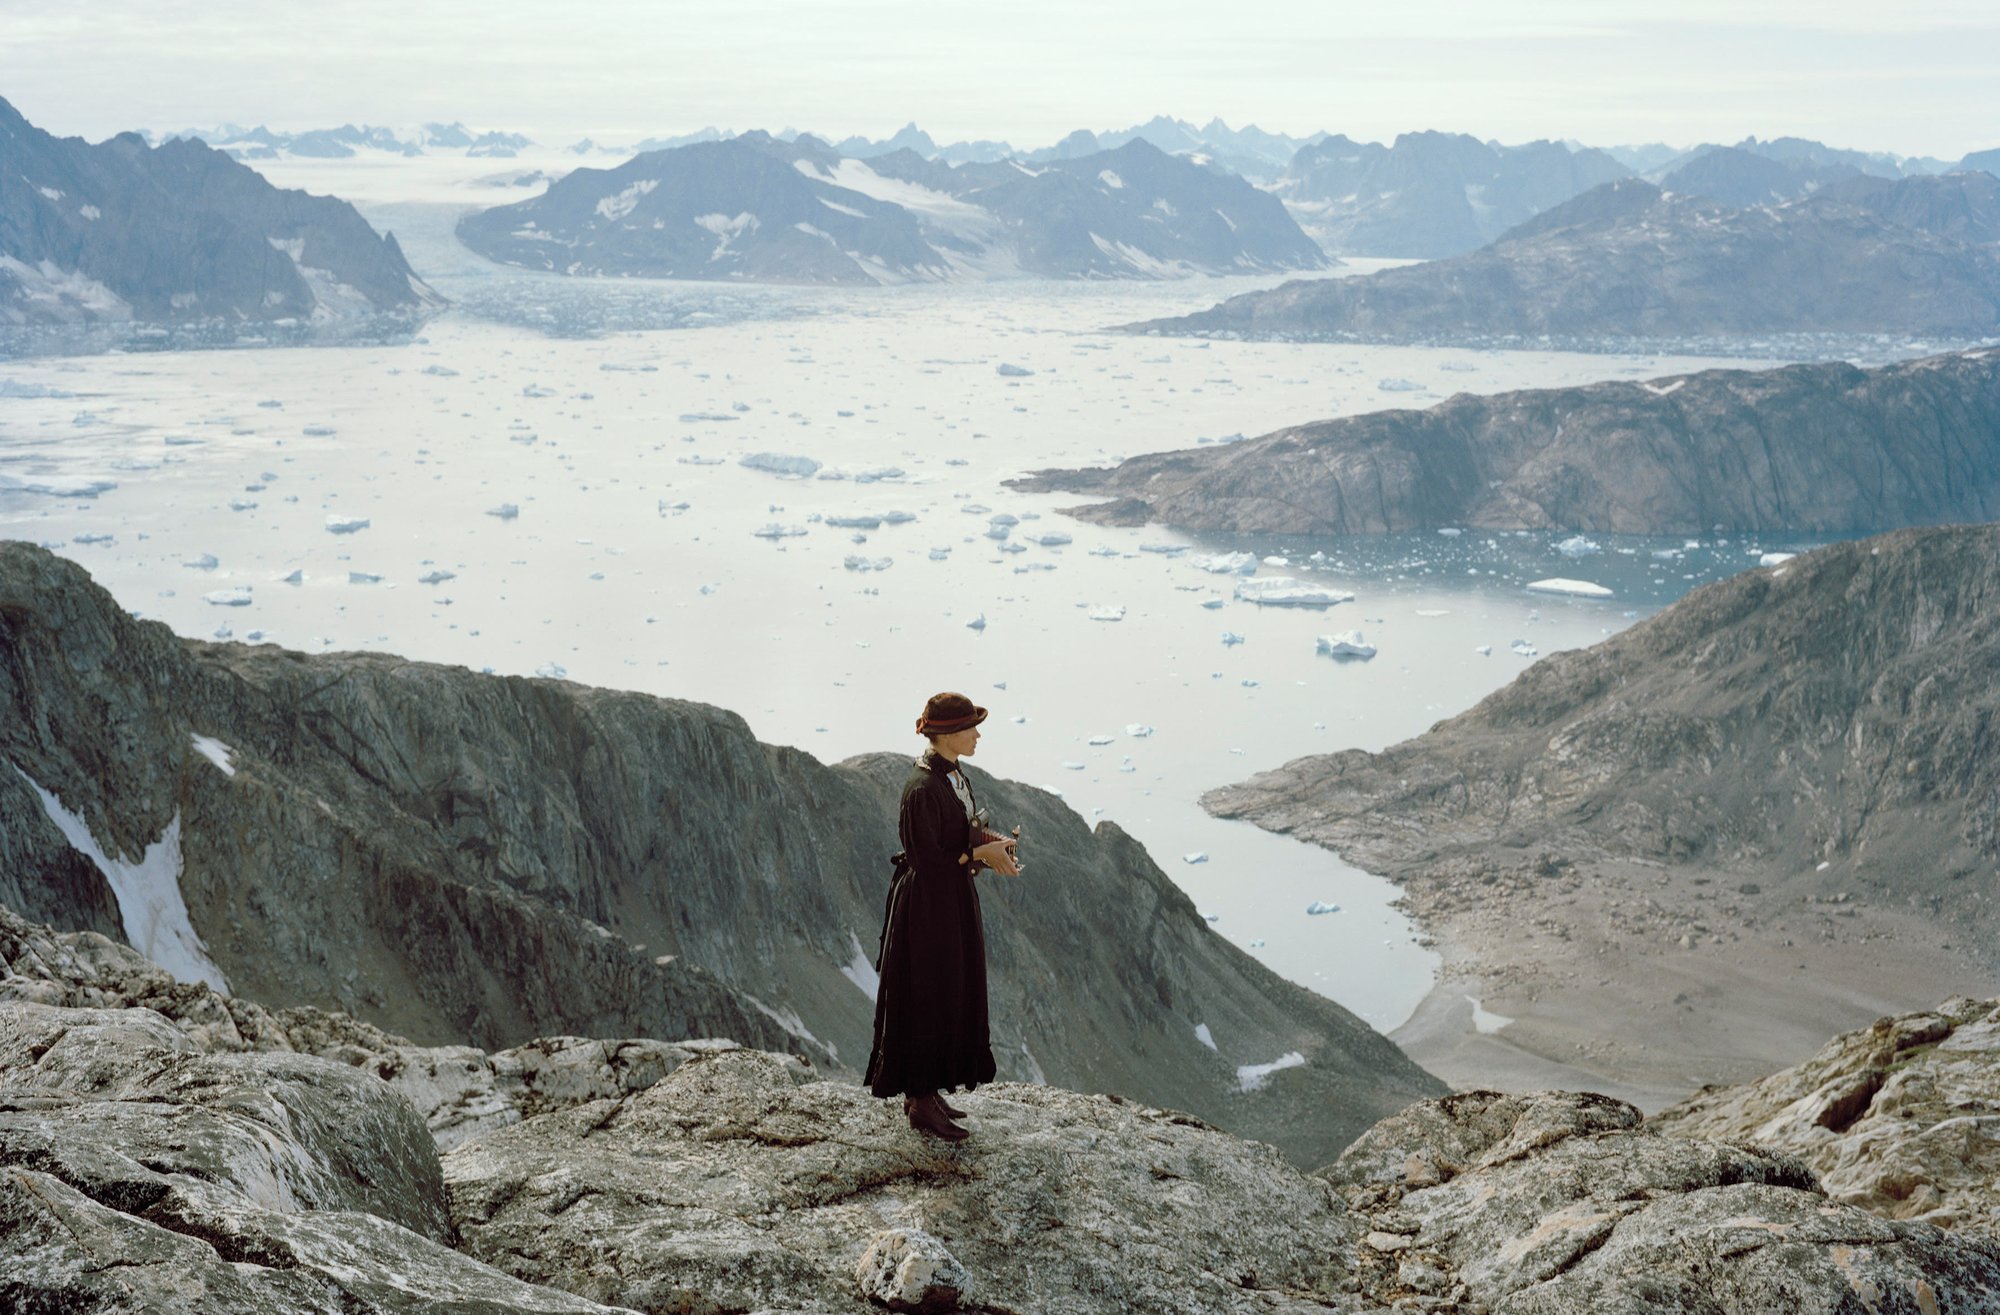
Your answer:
(1128, 175), (2000, 345)
(1202, 526), (2000, 931)
(0, 95), (441, 328)
(1010, 350), (2000, 535)
(0, 541), (1441, 1166)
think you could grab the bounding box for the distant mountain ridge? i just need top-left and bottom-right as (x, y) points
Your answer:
(0, 96), (441, 331)
(454, 131), (1330, 283)
(1010, 349), (2000, 536)
(1129, 173), (2000, 347)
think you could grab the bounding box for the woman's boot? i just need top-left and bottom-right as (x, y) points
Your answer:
(904, 1091), (969, 1141)
(938, 1092), (969, 1119)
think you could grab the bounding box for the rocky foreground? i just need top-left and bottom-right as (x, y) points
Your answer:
(1127, 174), (2000, 347)
(1009, 349), (2000, 536)
(1203, 525), (2000, 1100)
(6, 905), (1998, 1313)
(0, 541), (1438, 1168)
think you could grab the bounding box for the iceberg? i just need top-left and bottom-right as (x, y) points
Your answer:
(1124, 724), (1155, 737)
(1024, 531), (1070, 547)
(996, 363), (1034, 377)
(1759, 551), (1797, 567)
(324, 514), (370, 534)
(486, 503), (520, 520)
(183, 553), (219, 570)
(965, 614), (986, 631)
(1555, 535), (1602, 558)
(1183, 852), (1208, 864)
(1526, 578), (1613, 598)
(1315, 630), (1376, 659)
(1087, 605), (1125, 621)
(843, 555), (893, 572)
(1192, 551), (1257, 574)
(1305, 900), (1341, 915)
(203, 588), (252, 607)
(1220, 631), (1245, 646)
(824, 514), (883, 529)
(418, 570), (456, 585)
(739, 452), (821, 477)
(1234, 577), (1353, 607)
(752, 523), (807, 539)
(1087, 735), (1115, 746)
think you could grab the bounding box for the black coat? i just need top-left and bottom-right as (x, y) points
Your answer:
(863, 749), (997, 1098)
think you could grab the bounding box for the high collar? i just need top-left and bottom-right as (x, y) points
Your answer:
(920, 748), (961, 777)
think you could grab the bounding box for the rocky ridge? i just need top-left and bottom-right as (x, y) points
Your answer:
(6, 908), (1998, 1314)
(456, 132), (1327, 282)
(1128, 175), (2000, 348)
(0, 540), (1439, 1167)
(1009, 349), (2000, 535)
(0, 95), (442, 331)
(1653, 997), (2000, 1237)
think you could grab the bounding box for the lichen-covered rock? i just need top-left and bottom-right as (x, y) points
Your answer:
(444, 1047), (1363, 1315)
(854, 1227), (972, 1312)
(0, 1001), (629, 1313)
(1319, 1090), (2000, 1313)
(1653, 997), (2000, 1237)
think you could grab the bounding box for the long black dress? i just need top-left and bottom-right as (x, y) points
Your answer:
(864, 749), (997, 1098)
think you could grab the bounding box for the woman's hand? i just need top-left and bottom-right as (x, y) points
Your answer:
(972, 839), (1020, 877)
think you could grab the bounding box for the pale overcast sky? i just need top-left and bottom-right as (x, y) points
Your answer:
(5, 0), (1996, 158)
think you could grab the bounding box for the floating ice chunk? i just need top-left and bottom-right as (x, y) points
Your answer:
(418, 570), (456, 585)
(1194, 1023), (1216, 1051)
(1555, 535), (1601, 558)
(1510, 639), (1539, 657)
(853, 466), (905, 484)
(1025, 531), (1070, 547)
(961, 504), (992, 515)
(945, 457), (969, 466)
(1087, 735), (1115, 746)
(1234, 577), (1352, 607)
(1237, 1051), (1305, 1092)
(1261, 555), (1288, 567)
(999, 541), (1027, 555)
(1125, 724), (1155, 737)
(1759, 552), (1796, 567)
(421, 364), (459, 376)
(752, 523), (807, 539)
(1088, 605), (1125, 621)
(1220, 631), (1245, 646)
(1377, 377), (1423, 392)
(1183, 852), (1208, 864)
(1475, 644), (1493, 656)
(1089, 546), (1120, 557)
(1139, 542), (1187, 556)
(1192, 551), (1256, 574)
(1061, 760), (1085, 770)
(1438, 527), (1463, 537)
(825, 514), (882, 529)
(486, 503), (520, 520)
(966, 613), (986, 631)
(1305, 900), (1341, 915)
(740, 452), (821, 477)
(881, 510), (917, 524)
(843, 555), (893, 572)
(1240, 678), (1260, 687)
(1199, 598), (1225, 610)
(348, 572), (381, 585)
(280, 568), (303, 584)
(301, 425), (336, 437)
(1201, 911), (1220, 922)
(522, 383), (557, 398)
(929, 547), (952, 561)
(988, 513), (1021, 527)
(1526, 578), (1612, 598)
(1315, 630), (1376, 659)
(984, 523), (1011, 540)
(183, 553), (219, 570)
(325, 514), (370, 534)
(204, 588), (252, 607)
(677, 455), (724, 466)
(535, 662), (568, 679)
(679, 412), (738, 423)
(996, 363), (1034, 377)
(0, 472), (118, 498)
(73, 533), (114, 545)
(189, 733), (236, 777)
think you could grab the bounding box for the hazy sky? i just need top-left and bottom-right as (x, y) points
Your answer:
(5, 0), (1996, 159)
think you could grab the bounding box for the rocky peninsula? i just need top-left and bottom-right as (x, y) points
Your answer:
(1202, 526), (2000, 1104)
(5, 905), (1997, 1312)
(1009, 349), (2000, 536)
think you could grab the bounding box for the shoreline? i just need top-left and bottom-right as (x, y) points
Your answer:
(1375, 854), (2000, 1112)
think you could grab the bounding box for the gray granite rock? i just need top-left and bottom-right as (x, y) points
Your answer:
(443, 1047), (1365, 1315)
(1653, 997), (2000, 1238)
(1321, 1090), (2000, 1313)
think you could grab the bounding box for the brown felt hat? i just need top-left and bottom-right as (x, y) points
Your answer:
(915, 691), (988, 735)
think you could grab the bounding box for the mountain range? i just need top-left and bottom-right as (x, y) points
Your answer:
(1129, 172), (2000, 347)
(454, 131), (1330, 283)
(1, 96), (441, 330)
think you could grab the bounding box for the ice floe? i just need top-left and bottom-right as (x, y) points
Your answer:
(1305, 900), (1341, 915)
(324, 514), (370, 534)
(203, 588), (252, 607)
(1315, 630), (1376, 659)
(1234, 577), (1353, 607)
(740, 452), (821, 477)
(1555, 535), (1601, 558)
(1526, 578), (1612, 598)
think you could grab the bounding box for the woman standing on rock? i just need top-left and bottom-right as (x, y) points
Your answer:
(865, 692), (1020, 1141)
